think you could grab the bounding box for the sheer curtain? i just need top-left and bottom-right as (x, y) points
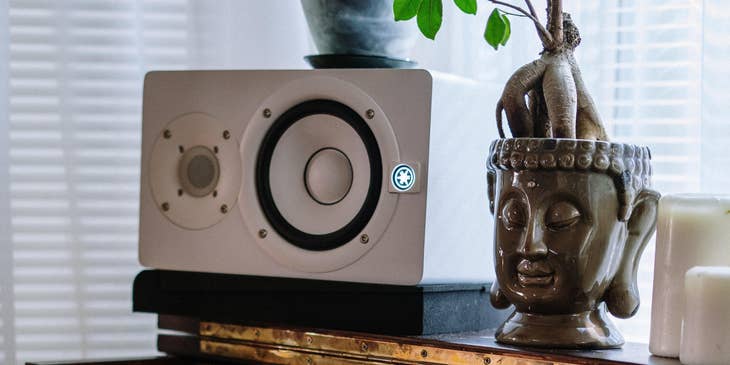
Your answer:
(1, 0), (727, 363)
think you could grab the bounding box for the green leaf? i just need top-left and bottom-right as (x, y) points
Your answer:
(393, 0), (423, 21)
(417, 0), (443, 40)
(500, 12), (511, 46)
(453, 0), (477, 15)
(484, 8), (509, 50)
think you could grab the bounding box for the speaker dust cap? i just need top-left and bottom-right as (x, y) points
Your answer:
(149, 113), (241, 230)
(305, 147), (353, 205)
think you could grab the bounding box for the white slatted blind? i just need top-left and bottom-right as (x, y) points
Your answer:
(2, 1), (311, 363)
(2, 2), (14, 363)
(606, 0), (703, 193)
(7, 0), (190, 362)
(700, 0), (730, 193)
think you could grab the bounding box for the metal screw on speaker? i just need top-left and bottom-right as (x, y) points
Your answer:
(161, 202), (170, 211)
(360, 234), (369, 244)
(163, 129), (171, 139)
(258, 229), (268, 238)
(220, 204), (228, 214)
(263, 108), (272, 118)
(365, 109), (375, 119)
(421, 349), (428, 358)
(222, 130), (230, 140)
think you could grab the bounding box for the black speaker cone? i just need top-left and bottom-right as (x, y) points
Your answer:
(255, 99), (382, 251)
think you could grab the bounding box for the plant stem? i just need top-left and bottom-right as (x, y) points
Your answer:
(500, 10), (528, 18)
(548, 0), (564, 46)
(524, 0), (538, 18)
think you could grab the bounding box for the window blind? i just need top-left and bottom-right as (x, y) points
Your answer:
(700, 0), (730, 193)
(2, 2), (14, 364)
(6, 0), (190, 362)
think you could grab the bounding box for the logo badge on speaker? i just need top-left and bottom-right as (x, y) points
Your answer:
(389, 163), (418, 193)
(139, 69), (498, 285)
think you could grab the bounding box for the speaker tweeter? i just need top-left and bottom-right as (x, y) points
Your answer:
(148, 113), (241, 230)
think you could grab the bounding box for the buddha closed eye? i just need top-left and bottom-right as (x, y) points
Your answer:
(545, 201), (581, 231)
(501, 199), (583, 232)
(501, 199), (526, 230)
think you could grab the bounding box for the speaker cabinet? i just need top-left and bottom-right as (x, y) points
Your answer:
(139, 69), (498, 285)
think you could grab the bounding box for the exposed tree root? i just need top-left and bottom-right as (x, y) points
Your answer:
(528, 84), (551, 137)
(570, 55), (608, 140)
(493, 4), (610, 141)
(543, 55), (577, 138)
(496, 59), (546, 138)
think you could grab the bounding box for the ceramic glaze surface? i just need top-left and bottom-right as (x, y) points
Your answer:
(495, 171), (624, 314)
(487, 138), (659, 349)
(301, 0), (418, 59)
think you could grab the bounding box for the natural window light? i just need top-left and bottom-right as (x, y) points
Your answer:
(1, 0), (729, 363)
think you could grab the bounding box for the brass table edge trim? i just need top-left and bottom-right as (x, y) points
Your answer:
(199, 322), (575, 365)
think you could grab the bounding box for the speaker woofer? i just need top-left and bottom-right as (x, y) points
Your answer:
(256, 99), (382, 251)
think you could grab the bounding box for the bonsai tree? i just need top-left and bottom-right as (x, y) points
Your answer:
(393, 0), (608, 141)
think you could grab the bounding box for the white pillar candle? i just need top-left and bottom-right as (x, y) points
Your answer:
(649, 194), (730, 358)
(680, 266), (730, 365)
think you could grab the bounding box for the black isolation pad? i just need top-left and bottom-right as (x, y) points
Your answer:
(133, 270), (511, 336)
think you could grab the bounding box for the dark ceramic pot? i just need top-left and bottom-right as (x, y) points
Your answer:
(486, 138), (660, 349)
(301, 0), (418, 59)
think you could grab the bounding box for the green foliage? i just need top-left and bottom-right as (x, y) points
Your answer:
(393, 0), (442, 39)
(393, 0), (422, 21)
(416, 0), (443, 40)
(393, 0), (512, 50)
(484, 9), (511, 50)
(453, 0), (477, 15)
(501, 15), (511, 46)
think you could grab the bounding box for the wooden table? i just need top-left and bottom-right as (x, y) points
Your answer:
(29, 315), (682, 365)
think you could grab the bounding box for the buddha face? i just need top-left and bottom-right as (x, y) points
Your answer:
(494, 169), (628, 314)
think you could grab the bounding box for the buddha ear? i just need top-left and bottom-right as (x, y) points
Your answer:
(605, 189), (660, 318)
(487, 170), (496, 215)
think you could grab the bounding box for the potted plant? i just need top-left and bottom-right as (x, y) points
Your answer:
(301, 0), (419, 68)
(394, 0), (660, 349)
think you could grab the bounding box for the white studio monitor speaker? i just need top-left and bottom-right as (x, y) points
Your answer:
(139, 69), (499, 285)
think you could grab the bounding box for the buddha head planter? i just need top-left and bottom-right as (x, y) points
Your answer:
(486, 138), (660, 349)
